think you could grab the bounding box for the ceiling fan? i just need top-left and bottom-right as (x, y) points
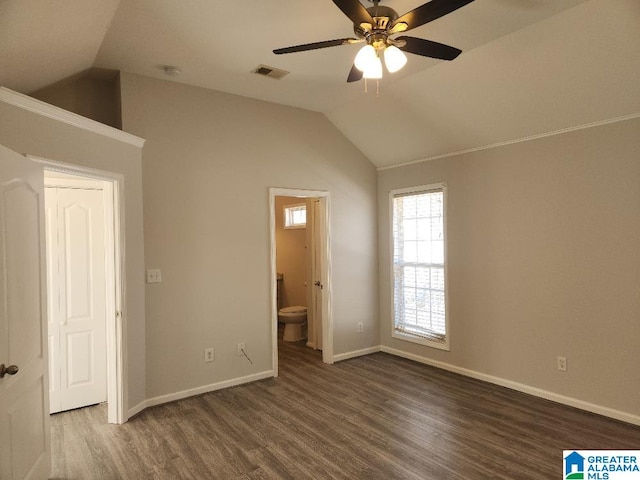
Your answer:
(273, 0), (475, 82)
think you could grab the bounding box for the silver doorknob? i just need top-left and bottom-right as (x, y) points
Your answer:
(0, 364), (19, 378)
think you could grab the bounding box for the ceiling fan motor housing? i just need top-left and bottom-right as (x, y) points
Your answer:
(353, 5), (399, 48)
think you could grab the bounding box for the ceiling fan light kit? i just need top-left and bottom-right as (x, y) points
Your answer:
(273, 0), (475, 84)
(383, 45), (407, 73)
(364, 56), (383, 79)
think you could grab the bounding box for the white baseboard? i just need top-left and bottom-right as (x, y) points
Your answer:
(128, 370), (274, 419)
(127, 348), (639, 427)
(380, 346), (640, 426)
(333, 346), (381, 362)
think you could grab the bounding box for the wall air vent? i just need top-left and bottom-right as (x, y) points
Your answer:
(251, 64), (289, 80)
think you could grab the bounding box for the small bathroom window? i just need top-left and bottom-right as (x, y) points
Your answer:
(284, 204), (306, 229)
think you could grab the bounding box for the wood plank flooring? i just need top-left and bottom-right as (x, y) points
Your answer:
(51, 336), (640, 479)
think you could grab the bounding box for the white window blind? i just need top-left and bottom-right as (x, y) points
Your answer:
(284, 204), (306, 228)
(392, 185), (447, 347)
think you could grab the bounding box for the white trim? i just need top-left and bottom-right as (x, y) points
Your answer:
(269, 187), (334, 374)
(44, 176), (104, 190)
(0, 86), (145, 148)
(377, 112), (640, 171)
(127, 399), (148, 419)
(380, 346), (640, 427)
(333, 346), (381, 362)
(269, 194), (279, 377)
(320, 195), (333, 365)
(128, 370), (274, 418)
(35, 156), (127, 424)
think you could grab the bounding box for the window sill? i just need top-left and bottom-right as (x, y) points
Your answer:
(392, 330), (450, 351)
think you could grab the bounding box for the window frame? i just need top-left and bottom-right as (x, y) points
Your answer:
(283, 203), (307, 229)
(389, 183), (450, 351)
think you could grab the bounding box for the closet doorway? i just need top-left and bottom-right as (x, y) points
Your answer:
(42, 166), (124, 424)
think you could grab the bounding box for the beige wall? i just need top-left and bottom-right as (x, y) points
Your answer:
(31, 69), (121, 129)
(119, 73), (378, 399)
(275, 196), (307, 309)
(378, 117), (640, 417)
(0, 99), (146, 412)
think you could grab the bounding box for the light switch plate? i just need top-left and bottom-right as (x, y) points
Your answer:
(146, 269), (162, 283)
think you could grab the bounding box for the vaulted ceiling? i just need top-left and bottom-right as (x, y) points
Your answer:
(1, 0), (638, 168)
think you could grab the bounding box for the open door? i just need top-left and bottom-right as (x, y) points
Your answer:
(0, 144), (51, 480)
(310, 199), (324, 351)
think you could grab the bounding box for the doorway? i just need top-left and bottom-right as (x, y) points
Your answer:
(39, 162), (125, 424)
(269, 188), (332, 375)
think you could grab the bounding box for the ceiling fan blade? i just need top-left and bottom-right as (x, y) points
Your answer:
(347, 64), (363, 83)
(396, 36), (462, 61)
(390, 0), (475, 32)
(273, 38), (360, 55)
(332, 0), (374, 27)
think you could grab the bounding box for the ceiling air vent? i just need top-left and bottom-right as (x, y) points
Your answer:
(251, 64), (289, 80)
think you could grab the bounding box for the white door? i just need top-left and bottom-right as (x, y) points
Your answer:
(0, 144), (51, 480)
(46, 185), (107, 413)
(311, 199), (324, 351)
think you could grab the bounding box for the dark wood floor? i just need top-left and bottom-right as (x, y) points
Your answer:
(51, 336), (640, 479)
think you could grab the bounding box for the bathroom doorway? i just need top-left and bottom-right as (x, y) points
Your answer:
(269, 188), (332, 375)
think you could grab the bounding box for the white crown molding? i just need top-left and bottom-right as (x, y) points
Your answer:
(0, 86), (145, 148)
(378, 112), (640, 171)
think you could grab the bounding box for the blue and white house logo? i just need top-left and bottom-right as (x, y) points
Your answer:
(565, 452), (586, 479)
(564, 451), (640, 479)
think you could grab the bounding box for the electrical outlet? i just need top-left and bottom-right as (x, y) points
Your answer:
(204, 348), (214, 363)
(357, 322), (364, 333)
(237, 342), (246, 356)
(557, 356), (567, 372)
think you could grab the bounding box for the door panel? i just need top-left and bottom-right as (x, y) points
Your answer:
(5, 182), (43, 369)
(7, 378), (47, 480)
(0, 143), (50, 480)
(64, 203), (93, 321)
(44, 189), (60, 410)
(67, 330), (94, 386)
(47, 186), (106, 413)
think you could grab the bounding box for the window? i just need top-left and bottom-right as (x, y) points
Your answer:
(391, 183), (449, 350)
(284, 204), (306, 229)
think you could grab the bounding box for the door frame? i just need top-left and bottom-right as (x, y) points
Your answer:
(32, 156), (126, 424)
(269, 188), (333, 375)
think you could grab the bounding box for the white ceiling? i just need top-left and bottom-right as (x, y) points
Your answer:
(1, 0), (638, 168)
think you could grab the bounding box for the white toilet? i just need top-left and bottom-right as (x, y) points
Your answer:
(278, 306), (307, 342)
